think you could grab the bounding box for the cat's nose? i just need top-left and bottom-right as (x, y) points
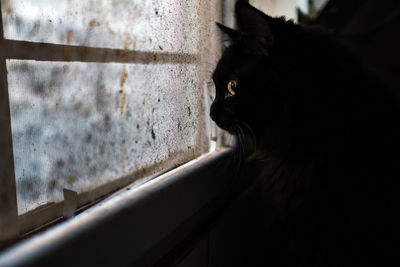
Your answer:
(210, 102), (217, 121)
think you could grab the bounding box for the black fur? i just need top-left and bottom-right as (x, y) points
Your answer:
(211, 1), (400, 266)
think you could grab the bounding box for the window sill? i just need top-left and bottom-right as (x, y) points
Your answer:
(0, 147), (235, 266)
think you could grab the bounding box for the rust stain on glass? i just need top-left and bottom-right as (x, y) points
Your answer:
(120, 65), (128, 87)
(119, 90), (127, 116)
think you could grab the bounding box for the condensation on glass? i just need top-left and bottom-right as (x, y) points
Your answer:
(1, 0), (220, 215)
(1, 0), (200, 53)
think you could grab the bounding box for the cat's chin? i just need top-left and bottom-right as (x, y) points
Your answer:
(213, 120), (254, 137)
(226, 128), (238, 135)
(216, 123), (238, 135)
(211, 119), (233, 133)
(224, 126), (247, 137)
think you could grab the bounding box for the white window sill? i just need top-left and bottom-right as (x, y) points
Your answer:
(0, 147), (234, 266)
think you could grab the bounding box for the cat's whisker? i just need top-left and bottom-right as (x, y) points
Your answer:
(233, 126), (241, 164)
(236, 124), (248, 167)
(233, 125), (243, 167)
(239, 121), (257, 156)
(231, 125), (241, 166)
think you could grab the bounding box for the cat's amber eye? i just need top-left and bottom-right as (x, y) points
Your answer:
(227, 80), (237, 96)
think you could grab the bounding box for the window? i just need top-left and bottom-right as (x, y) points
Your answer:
(0, 0), (222, 244)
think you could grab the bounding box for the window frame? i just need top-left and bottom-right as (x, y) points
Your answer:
(0, 5), (19, 247)
(0, 0), (233, 250)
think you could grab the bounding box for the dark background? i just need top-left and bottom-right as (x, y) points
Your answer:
(309, 0), (400, 94)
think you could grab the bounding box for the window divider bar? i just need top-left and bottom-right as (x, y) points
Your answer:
(2, 39), (199, 64)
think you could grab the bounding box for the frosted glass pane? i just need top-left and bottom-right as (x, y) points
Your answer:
(7, 60), (209, 214)
(1, 0), (200, 53)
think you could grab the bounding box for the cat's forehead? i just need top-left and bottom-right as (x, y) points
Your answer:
(224, 35), (269, 59)
(219, 42), (262, 68)
(213, 47), (239, 79)
(213, 35), (269, 84)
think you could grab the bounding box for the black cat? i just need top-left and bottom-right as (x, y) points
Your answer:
(211, 1), (399, 266)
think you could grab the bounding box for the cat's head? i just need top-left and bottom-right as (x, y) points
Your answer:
(210, 1), (331, 145)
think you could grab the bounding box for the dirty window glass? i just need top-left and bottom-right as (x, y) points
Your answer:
(1, 0), (217, 215)
(8, 61), (208, 214)
(1, 0), (199, 53)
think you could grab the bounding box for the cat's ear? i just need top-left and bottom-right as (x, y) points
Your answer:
(235, 1), (275, 49)
(216, 22), (241, 44)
